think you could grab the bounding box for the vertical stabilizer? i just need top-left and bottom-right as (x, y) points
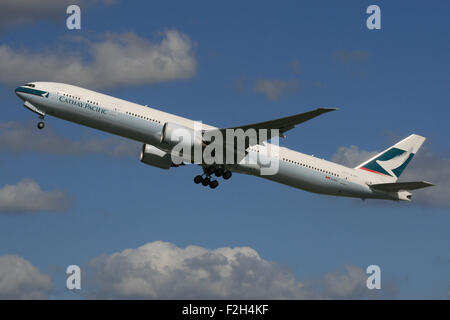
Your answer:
(355, 134), (425, 182)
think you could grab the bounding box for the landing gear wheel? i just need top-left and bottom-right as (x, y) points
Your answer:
(37, 122), (45, 130)
(215, 168), (224, 177)
(209, 180), (219, 189)
(194, 175), (203, 184)
(223, 170), (232, 180)
(201, 177), (210, 186)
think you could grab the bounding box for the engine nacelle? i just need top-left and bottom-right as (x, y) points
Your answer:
(397, 190), (412, 201)
(140, 144), (173, 169)
(159, 122), (204, 161)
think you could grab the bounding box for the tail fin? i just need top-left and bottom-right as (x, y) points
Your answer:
(355, 134), (425, 182)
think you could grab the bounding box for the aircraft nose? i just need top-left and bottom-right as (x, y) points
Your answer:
(15, 86), (25, 100)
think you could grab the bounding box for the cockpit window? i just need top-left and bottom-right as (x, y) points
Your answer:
(24, 83), (35, 88)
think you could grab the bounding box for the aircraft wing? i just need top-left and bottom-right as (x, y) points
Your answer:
(204, 107), (337, 146)
(370, 181), (434, 192)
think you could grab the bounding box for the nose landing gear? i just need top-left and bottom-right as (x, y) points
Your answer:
(36, 113), (45, 130)
(23, 101), (46, 130)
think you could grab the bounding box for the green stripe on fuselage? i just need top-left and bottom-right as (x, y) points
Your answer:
(15, 87), (48, 97)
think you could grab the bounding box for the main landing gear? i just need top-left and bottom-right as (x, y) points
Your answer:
(193, 166), (232, 189)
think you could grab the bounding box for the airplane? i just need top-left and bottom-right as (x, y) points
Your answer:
(14, 82), (433, 201)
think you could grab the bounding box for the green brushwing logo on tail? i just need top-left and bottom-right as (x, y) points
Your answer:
(360, 147), (414, 178)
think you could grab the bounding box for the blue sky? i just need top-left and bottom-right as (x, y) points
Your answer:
(0, 0), (449, 299)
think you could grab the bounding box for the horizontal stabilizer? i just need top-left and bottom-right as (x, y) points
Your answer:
(370, 181), (434, 192)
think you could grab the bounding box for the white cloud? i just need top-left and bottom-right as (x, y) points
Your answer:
(0, 179), (73, 214)
(0, 121), (140, 157)
(400, 150), (450, 206)
(253, 78), (299, 101)
(87, 241), (304, 299)
(332, 145), (449, 207)
(0, 255), (53, 299)
(331, 145), (378, 168)
(0, 30), (196, 89)
(86, 241), (391, 299)
(0, 241), (396, 299)
(321, 265), (368, 298)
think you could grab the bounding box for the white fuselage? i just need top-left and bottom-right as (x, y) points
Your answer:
(14, 82), (401, 201)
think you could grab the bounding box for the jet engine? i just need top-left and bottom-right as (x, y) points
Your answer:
(397, 190), (412, 201)
(159, 122), (204, 161)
